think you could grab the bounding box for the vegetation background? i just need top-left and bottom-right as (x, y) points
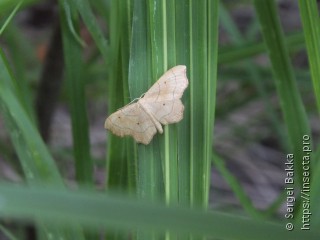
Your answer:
(0, 0), (319, 239)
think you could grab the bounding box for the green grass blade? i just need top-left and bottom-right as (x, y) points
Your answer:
(0, 49), (64, 184)
(218, 32), (305, 64)
(297, 0), (320, 225)
(1, 184), (320, 239)
(0, 47), (85, 240)
(219, 3), (286, 151)
(206, 0), (219, 208)
(175, 0), (191, 209)
(253, 0), (311, 189)
(0, 0), (37, 13)
(106, 0), (129, 193)
(62, 1), (86, 47)
(148, 0), (181, 213)
(0, 224), (18, 240)
(0, 0), (22, 35)
(163, 1), (179, 217)
(1, 24), (36, 122)
(129, 0), (162, 198)
(298, 0), (320, 114)
(148, 1), (181, 239)
(218, 4), (288, 217)
(106, 0), (136, 206)
(68, 0), (109, 62)
(189, 0), (211, 209)
(129, 1), (163, 239)
(59, 0), (93, 184)
(212, 152), (285, 219)
(189, 0), (206, 208)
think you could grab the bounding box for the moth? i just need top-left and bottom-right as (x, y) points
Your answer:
(105, 65), (189, 144)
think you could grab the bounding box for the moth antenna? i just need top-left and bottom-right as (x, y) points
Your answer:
(117, 93), (146, 110)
